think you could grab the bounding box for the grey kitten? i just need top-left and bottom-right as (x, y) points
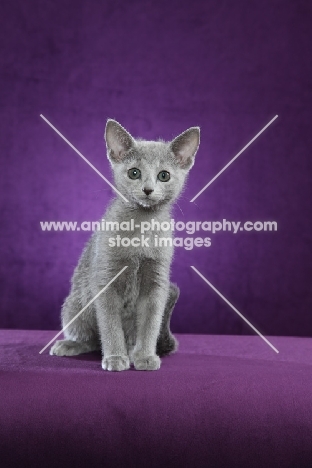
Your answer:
(50, 120), (200, 371)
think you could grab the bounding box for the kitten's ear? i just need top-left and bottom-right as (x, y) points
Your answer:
(105, 119), (135, 162)
(170, 127), (200, 169)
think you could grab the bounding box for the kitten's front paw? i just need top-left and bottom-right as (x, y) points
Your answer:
(102, 355), (130, 372)
(134, 355), (161, 371)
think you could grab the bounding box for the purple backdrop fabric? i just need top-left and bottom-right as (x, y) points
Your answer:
(1, 330), (312, 467)
(0, 0), (311, 334)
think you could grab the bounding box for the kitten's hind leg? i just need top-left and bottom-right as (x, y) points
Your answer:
(156, 283), (180, 357)
(50, 339), (100, 356)
(50, 292), (100, 357)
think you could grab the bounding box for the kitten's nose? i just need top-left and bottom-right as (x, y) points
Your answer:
(142, 187), (153, 196)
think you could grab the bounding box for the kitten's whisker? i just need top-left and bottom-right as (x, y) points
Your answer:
(191, 200), (200, 209)
(175, 202), (185, 216)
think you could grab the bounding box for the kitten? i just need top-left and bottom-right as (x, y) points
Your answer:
(50, 120), (200, 371)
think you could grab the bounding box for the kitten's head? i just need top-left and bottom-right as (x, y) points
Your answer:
(105, 119), (200, 209)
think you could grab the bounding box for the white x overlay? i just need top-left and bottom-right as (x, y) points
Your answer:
(40, 114), (279, 354)
(190, 115), (278, 202)
(191, 266), (279, 353)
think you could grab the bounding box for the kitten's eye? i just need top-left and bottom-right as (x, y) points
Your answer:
(128, 168), (141, 180)
(157, 171), (170, 182)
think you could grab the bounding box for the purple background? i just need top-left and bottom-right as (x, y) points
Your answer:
(1, 0), (311, 336)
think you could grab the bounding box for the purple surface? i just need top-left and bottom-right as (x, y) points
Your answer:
(1, 330), (312, 467)
(1, 0), (312, 334)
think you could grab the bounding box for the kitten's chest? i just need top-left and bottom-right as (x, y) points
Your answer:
(121, 267), (141, 314)
(101, 210), (173, 260)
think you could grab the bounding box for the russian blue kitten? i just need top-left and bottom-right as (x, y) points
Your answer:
(50, 120), (200, 371)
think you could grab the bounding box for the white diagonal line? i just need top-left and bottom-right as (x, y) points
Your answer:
(40, 114), (129, 203)
(39, 266), (128, 354)
(190, 266), (279, 353)
(190, 115), (278, 202)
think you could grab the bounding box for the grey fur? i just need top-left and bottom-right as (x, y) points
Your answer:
(50, 120), (200, 371)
